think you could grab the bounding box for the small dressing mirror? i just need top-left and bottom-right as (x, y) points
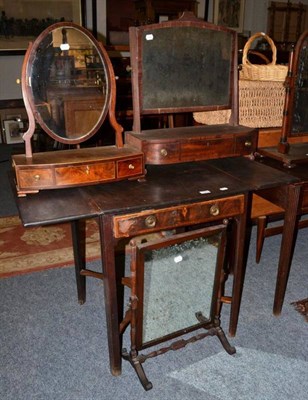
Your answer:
(125, 13), (258, 167)
(289, 32), (308, 136)
(12, 22), (145, 196)
(26, 22), (110, 145)
(122, 224), (236, 390)
(259, 30), (308, 166)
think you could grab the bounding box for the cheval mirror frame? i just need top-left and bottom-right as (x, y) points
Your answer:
(259, 29), (308, 167)
(121, 224), (236, 391)
(125, 12), (258, 165)
(12, 22), (144, 196)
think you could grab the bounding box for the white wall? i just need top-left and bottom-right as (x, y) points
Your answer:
(0, 56), (23, 100)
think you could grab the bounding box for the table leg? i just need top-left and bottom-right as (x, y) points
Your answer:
(71, 219), (86, 304)
(273, 184), (301, 315)
(99, 214), (123, 376)
(228, 193), (250, 337)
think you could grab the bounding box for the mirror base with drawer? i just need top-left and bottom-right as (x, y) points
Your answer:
(126, 125), (257, 165)
(12, 146), (144, 196)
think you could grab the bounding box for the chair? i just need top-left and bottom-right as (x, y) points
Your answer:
(251, 194), (284, 263)
(251, 194), (308, 263)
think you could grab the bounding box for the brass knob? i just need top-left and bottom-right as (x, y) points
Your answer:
(145, 215), (157, 228)
(34, 174), (40, 181)
(160, 148), (168, 157)
(85, 166), (90, 175)
(209, 204), (220, 216)
(128, 164), (135, 170)
(245, 140), (252, 147)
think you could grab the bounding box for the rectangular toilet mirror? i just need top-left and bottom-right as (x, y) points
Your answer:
(128, 225), (228, 350)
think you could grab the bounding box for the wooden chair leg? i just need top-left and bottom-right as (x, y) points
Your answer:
(256, 216), (268, 264)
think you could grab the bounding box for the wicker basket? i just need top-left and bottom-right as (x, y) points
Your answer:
(239, 80), (285, 127)
(239, 32), (288, 82)
(194, 80), (286, 128)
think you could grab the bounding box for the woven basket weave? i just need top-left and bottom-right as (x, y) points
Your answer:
(239, 32), (288, 82)
(194, 80), (286, 128)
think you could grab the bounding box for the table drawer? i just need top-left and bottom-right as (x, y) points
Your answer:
(55, 162), (115, 185)
(17, 168), (54, 188)
(117, 157), (143, 178)
(113, 195), (244, 238)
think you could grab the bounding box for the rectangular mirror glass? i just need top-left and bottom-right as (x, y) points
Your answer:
(130, 225), (227, 349)
(141, 27), (233, 111)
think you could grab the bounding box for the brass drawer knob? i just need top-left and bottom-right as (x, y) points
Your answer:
(34, 174), (40, 181)
(160, 148), (168, 157)
(245, 140), (252, 147)
(210, 204), (220, 216)
(85, 166), (90, 175)
(128, 164), (135, 170)
(145, 215), (157, 228)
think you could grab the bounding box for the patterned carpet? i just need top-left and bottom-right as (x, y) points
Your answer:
(0, 216), (101, 277)
(291, 298), (308, 322)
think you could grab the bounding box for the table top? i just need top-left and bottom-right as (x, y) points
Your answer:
(255, 155), (308, 184)
(15, 157), (299, 227)
(206, 157), (300, 190)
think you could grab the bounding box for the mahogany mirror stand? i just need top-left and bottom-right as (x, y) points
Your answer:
(12, 22), (145, 196)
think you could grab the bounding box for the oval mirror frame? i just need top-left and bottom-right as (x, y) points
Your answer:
(23, 22), (111, 146)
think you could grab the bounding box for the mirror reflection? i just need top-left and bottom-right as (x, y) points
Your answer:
(142, 233), (221, 344)
(291, 37), (308, 135)
(30, 25), (109, 142)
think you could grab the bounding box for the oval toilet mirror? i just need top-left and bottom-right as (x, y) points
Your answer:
(23, 22), (111, 148)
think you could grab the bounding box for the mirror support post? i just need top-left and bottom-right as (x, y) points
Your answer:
(99, 42), (124, 148)
(23, 112), (35, 159)
(278, 48), (295, 155)
(21, 42), (35, 158)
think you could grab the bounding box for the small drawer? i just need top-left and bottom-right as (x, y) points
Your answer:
(55, 162), (115, 185)
(113, 195), (244, 238)
(117, 157), (143, 178)
(144, 142), (180, 164)
(235, 132), (257, 155)
(180, 138), (234, 161)
(17, 168), (54, 188)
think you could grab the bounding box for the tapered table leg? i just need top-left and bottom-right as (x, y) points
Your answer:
(273, 184), (301, 315)
(99, 214), (123, 376)
(228, 193), (250, 337)
(71, 219), (87, 304)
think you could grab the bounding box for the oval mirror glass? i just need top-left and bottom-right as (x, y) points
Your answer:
(26, 22), (110, 144)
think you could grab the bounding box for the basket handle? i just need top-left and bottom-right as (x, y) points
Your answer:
(242, 32), (277, 66)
